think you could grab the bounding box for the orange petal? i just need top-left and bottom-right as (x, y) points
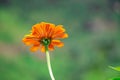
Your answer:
(52, 25), (68, 39)
(22, 38), (34, 45)
(30, 45), (40, 52)
(52, 33), (68, 39)
(55, 25), (65, 33)
(45, 23), (55, 37)
(39, 22), (46, 37)
(22, 38), (40, 46)
(32, 24), (43, 37)
(62, 33), (68, 38)
(51, 40), (64, 47)
(40, 45), (45, 53)
(48, 44), (54, 51)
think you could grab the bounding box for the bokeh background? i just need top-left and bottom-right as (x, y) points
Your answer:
(0, 0), (120, 80)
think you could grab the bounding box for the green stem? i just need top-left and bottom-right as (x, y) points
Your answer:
(46, 50), (55, 80)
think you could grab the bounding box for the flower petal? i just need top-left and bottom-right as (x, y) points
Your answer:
(52, 25), (68, 39)
(45, 23), (55, 37)
(40, 45), (45, 52)
(51, 40), (64, 47)
(48, 44), (54, 51)
(52, 33), (68, 39)
(30, 45), (40, 52)
(55, 25), (65, 32)
(32, 25), (42, 37)
(22, 38), (40, 46)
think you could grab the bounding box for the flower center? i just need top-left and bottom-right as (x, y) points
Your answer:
(41, 38), (51, 46)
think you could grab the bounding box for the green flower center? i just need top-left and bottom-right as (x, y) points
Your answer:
(41, 38), (51, 46)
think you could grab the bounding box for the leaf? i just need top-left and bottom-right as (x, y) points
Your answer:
(112, 77), (120, 80)
(109, 66), (120, 72)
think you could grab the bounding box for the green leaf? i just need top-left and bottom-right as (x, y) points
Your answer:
(109, 66), (120, 72)
(112, 77), (120, 80)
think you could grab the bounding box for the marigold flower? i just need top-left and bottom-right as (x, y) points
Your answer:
(22, 22), (68, 52)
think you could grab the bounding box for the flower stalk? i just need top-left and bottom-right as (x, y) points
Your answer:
(46, 50), (55, 80)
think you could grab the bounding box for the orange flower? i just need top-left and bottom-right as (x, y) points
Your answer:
(22, 22), (68, 52)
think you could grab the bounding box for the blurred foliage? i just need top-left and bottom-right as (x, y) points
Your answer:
(109, 66), (120, 80)
(0, 0), (120, 80)
(112, 78), (120, 80)
(109, 66), (120, 72)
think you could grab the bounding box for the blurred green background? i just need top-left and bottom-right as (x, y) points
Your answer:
(0, 0), (120, 80)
